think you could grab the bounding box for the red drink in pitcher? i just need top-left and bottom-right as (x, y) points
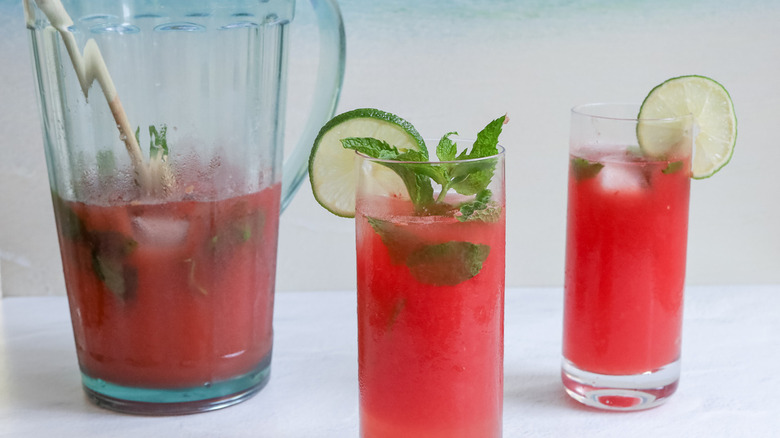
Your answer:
(53, 182), (281, 392)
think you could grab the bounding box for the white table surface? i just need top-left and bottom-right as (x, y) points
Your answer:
(1, 286), (778, 438)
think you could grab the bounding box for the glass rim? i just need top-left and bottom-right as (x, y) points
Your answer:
(354, 140), (505, 165)
(571, 102), (694, 123)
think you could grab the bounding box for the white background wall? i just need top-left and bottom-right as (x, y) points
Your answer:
(1, 1), (779, 296)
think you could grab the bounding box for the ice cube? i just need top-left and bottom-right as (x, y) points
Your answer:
(599, 162), (647, 193)
(131, 215), (190, 247)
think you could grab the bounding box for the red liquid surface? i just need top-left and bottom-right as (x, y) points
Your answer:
(53, 184), (281, 388)
(356, 197), (505, 438)
(563, 148), (690, 375)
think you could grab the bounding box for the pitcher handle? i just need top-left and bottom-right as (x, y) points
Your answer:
(280, 0), (346, 211)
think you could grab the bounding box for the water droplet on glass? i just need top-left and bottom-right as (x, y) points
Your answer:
(153, 22), (206, 32)
(220, 21), (259, 30)
(90, 23), (141, 35)
(264, 13), (280, 24)
(134, 13), (162, 19)
(79, 14), (118, 24)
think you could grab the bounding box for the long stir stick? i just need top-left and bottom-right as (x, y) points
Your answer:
(27, 0), (173, 196)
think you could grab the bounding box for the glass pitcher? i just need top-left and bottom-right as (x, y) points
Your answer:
(24, 0), (345, 415)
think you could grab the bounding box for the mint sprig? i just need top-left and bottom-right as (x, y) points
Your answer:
(342, 115), (506, 216)
(134, 124), (170, 162)
(148, 124), (169, 161)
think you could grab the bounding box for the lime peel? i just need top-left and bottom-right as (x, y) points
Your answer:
(638, 75), (737, 179)
(308, 108), (426, 217)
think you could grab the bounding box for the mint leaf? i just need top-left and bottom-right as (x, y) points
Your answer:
(662, 160), (684, 174)
(367, 216), (491, 286)
(367, 217), (421, 265)
(211, 203), (266, 253)
(395, 150), (449, 186)
(406, 241), (491, 286)
(459, 189), (491, 218)
(149, 124), (169, 161)
(396, 149), (428, 162)
(446, 115), (505, 195)
(436, 132), (458, 161)
(465, 204), (502, 223)
(51, 192), (138, 300)
(198, 203), (266, 295)
(448, 157), (498, 196)
(344, 138), (438, 211)
(458, 189), (501, 222)
(466, 115), (505, 159)
(571, 157), (604, 180)
(381, 162), (436, 212)
(341, 137), (401, 159)
(51, 192), (86, 242)
(89, 231), (138, 299)
(342, 138), (431, 174)
(394, 162), (449, 187)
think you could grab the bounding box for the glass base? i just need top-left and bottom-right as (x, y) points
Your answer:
(81, 353), (271, 415)
(561, 358), (680, 411)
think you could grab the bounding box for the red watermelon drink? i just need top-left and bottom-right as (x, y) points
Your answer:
(356, 195), (505, 438)
(563, 149), (691, 375)
(52, 178), (281, 414)
(561, 103), (694, 411)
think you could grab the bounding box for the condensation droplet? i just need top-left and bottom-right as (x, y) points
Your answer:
(90, 23), (141, 35)
(134, 13), (162, 19)
(153, 22), (206, 32)
(219, 21), (259, 30)
(79, 14), (118, 24)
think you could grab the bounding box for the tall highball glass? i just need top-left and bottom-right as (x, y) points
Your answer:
(562, 103), (694, 410)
